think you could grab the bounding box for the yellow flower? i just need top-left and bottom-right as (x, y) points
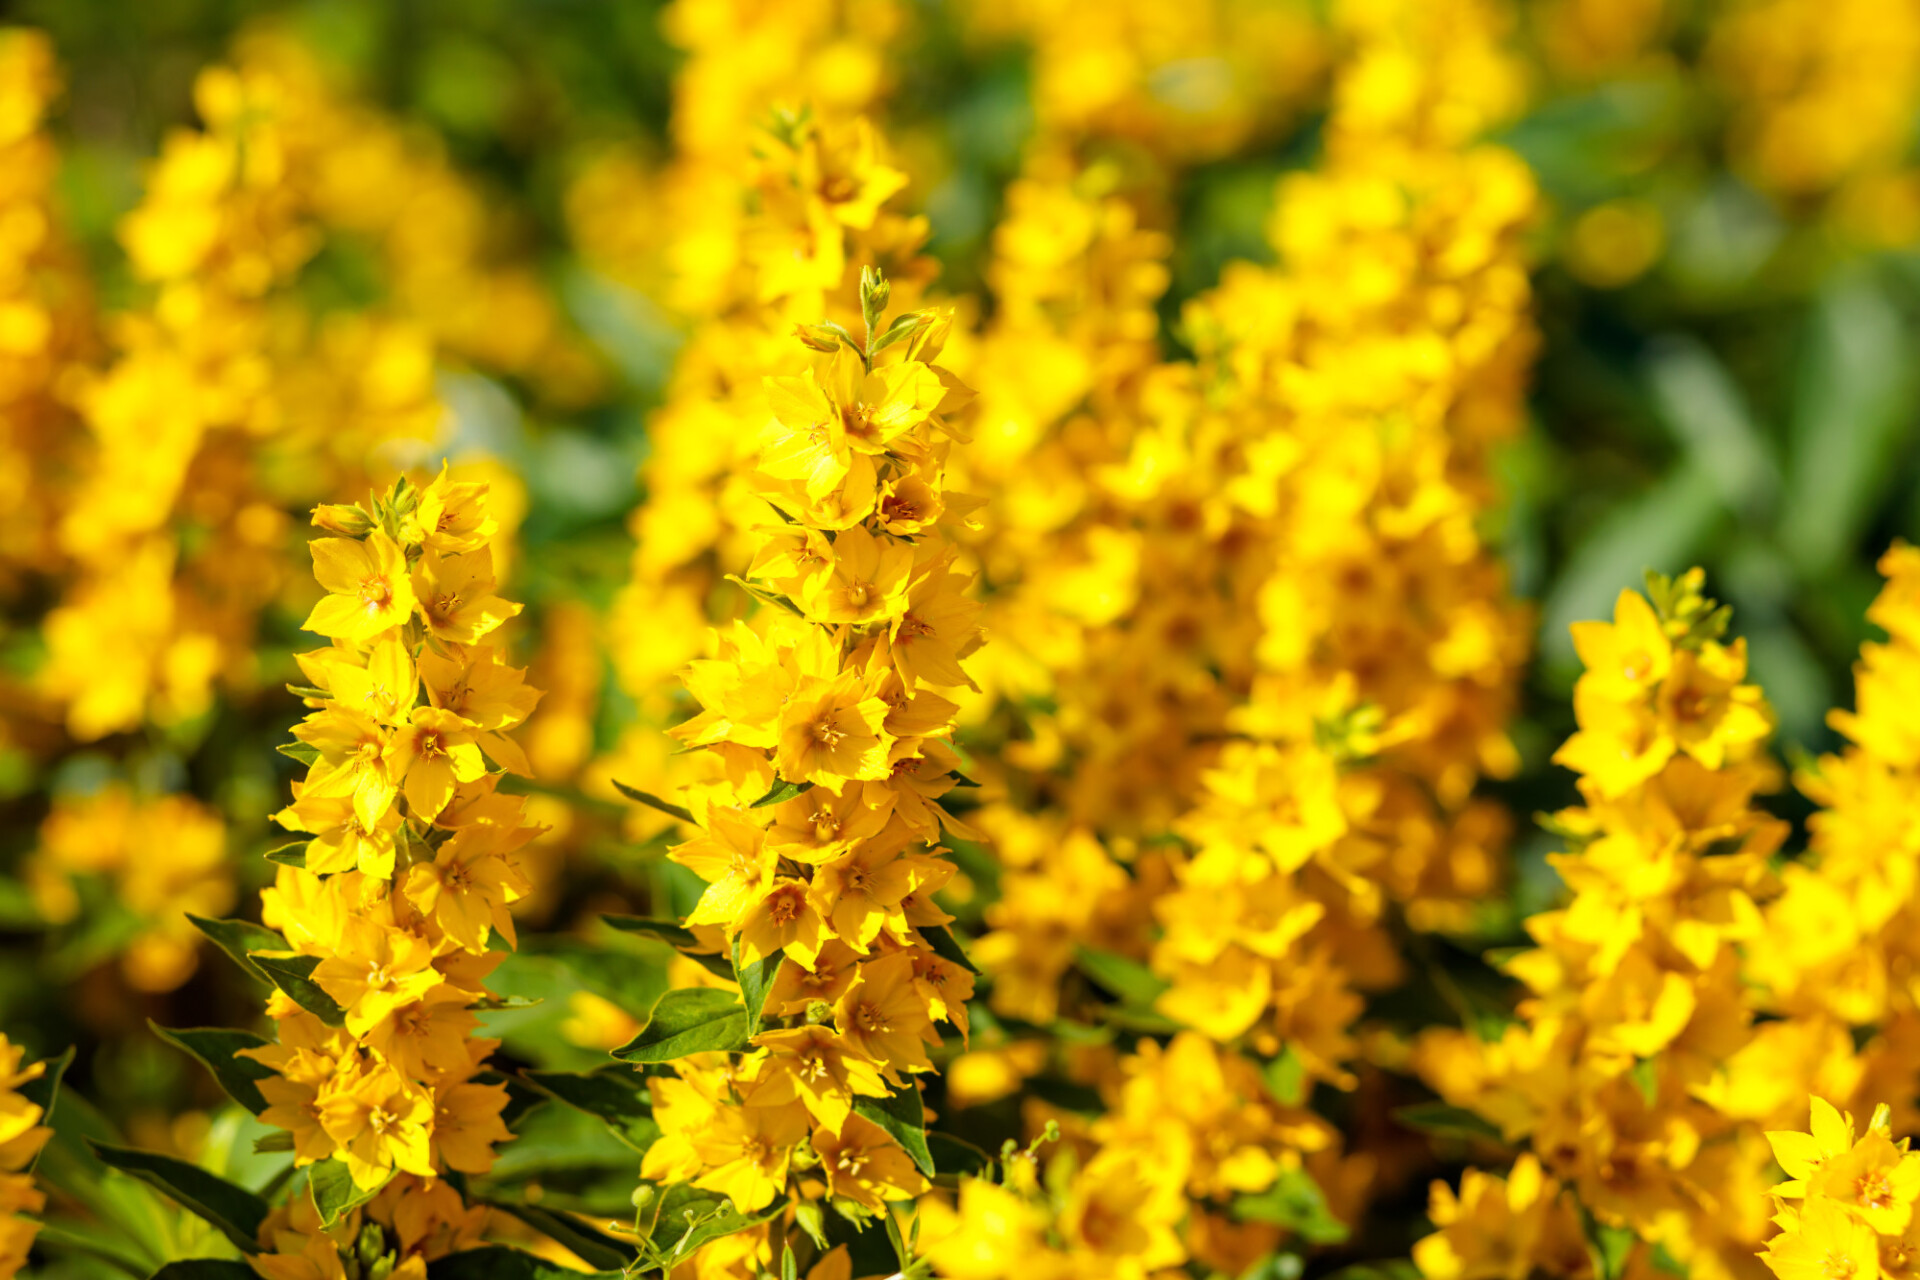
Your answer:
(744, 1025), (888, 1134)
(317, 1064), (435, 1189)
(311, 916), (443, 1039)
(1762, 1198), (1882, 1280)
(411, 547), (522, 645)
(834, 950), (936, 1077)
(689, 1100), (811, 1212)
(810, 1112), (929, 1210)
(670, 806), (779, 929)
(800, 523), (913, 625)
(775, 669), (892, 792)
(737, 878), (831, 969)
(384, 707), (487, 820)
(303, 532), (417, 641)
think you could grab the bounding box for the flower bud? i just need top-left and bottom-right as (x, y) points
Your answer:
(312, 503), (375, 536)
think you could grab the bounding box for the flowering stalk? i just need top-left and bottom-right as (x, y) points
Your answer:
(611, 266), (982, 1274)
(240, 469), (542, 1274)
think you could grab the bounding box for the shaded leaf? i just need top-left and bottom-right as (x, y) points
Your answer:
(1073, 946), (1168, 1007)
(852, 1086), (934, 1178)
(276, 742), (321, 767)
(486, 1203), (637, 1270)
(928, 1132), (992, 1179)
(610, 780), (694, 825)
(150, 1263), (257, 1280)
(920, 924), (980, 976)
(252, 954), (346, 1026)
(731, 934), (783, 1037)
(611, 989), (749, 1063)
(600, 915), (733, 980)
(308, 1159), (389, 1228)
(645, 1183), (785, 1267)
(150, 1024), (274, 1116)
(1231, 1167), (1348, 1245)
(187, 916), (285, 986)
(521, 1067), (659, 1152)
(86, 1141), (267, 1252)
(262, 841), (308, 869)
(19, 1044), (72, 1173)
(1393, 1102), (1505, 1142)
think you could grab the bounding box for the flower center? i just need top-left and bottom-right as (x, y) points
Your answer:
(359, 576), (392, 609)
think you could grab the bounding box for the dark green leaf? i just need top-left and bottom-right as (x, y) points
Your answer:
(308, 1159), (389, 1228)
(610, 780), (694, 825)
(750, 779), (812, 808)
(1231, 1167), (1348, 1245)
(600, 915), (733, 980)
(252, 954), (346, 1026)
(1073, 946), (1168, 1007)
(486, 1203), (637, 1270)
(427, 1246), (626, 1280)
(731, 934), (783, 1036)
(253, 1132), (294, 1154)
(920, 924), (980, 975)
(852, 1085), (933, 1178)
(187, 916), (285, 986)
(86, 1141), (267, 1252)
(1392, 1102), (1505, 1143)
(610, 988), (749, 1063)
(1264, 1043), (1306, 1106)
(149, 1262), (257, 1280)
(521, 1067), (658, 1152)
(149, 1024), (274, 1116)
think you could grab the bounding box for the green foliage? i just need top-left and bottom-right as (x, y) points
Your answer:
(610, 989), (750, 1063)
(249, 954), (347, 1026)
(1231, 1168), (1350, 1246)
(852, 1085), (935, 1178)
(730, 935), (783, 1036)
(521, 1066), (659, 1152)
(85, 1141), (268, 1253)
(149, 1025), (274, 1116)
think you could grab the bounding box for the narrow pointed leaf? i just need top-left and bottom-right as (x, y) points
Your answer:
(86, 1141), (267, 1252)
(427, 1246), (626, 1280)
(600, 915), (733, 979)
(187, 916), (285, 986)
(149, 1024), (274, 1116)
(308, 1159), (389, 1228)
(749, 779), (812, 808)
(251, 954), (346, 1026)
(18, 1045), (72, 1174)
(486, 1203), (637, 1270)
(921, 924), (980, 975)
(852, 1086), (934, 1177)
(731, 935), (784, 1036)
(610, 780), (694, 825)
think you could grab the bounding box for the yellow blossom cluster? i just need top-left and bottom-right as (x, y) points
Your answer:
(0, 1035), (52, 1280)
(1706, 0), (1920, 241)
(621, 264), (981, 1270)
(238, 468), (541, 1271)
(1759, 1098), (1920, 1280)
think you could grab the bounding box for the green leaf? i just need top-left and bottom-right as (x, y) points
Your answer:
(1231, 1167), (1349, 1245)
(262, 841), (308, 869)
(251, 954), (346, 1026)
(600, 914), (733, 980)
(307, 1158), (390, 1228)
(1263, 1043), (1307, 1106)
(1644, 336), (1778, 520)
(611, 779), (694, 825)
(927, 1132), (992, 1179)
(149, 1024), (275, 1116)
(852, 1085), (934, 1178)
(645, 1183), (785, 1267)
(253, 1132), (294, 1154)
(150, 1263), (258, 1280)
(521, 1067), (659, 1152)
(610, 988), (749, 1063)
(19, 1045), (72, 1173)
(427, 1246), (626, 1280)
(1629, 1056), (1659, 1108)
(750, 778), (812, 808)
(1581, 1203), (1637, 1280)
(276, 741), (320, 767)
(486, 1203), (638, 1270)
(731, 934), (783, 1037)
(187, 916), (286, 986)
(1392, 1101), (1505, 1143)
(86, 1141), (268, 1253)
(1073, 945), (1168, 1008)
(921, 924), (980, 975)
